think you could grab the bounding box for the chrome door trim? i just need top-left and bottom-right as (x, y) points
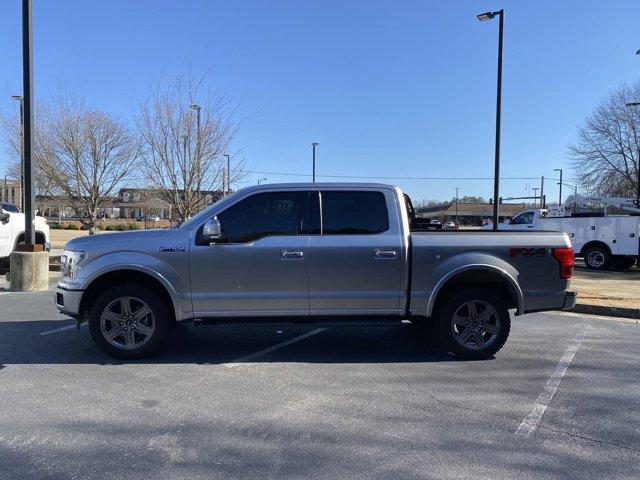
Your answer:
(373, 248), (398, 259)
(281, 249), (305, 260)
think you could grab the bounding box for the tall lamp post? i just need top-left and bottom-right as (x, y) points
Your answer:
(626, 101), (640, 207)
(21, 0), (35, 245)
(454, 187), (460, 224)
(190, 103), (201, 197)
(629, 50), (639, 267)
(477, 9), (504, 230)
(311, 142), (319, 182)
(223, 154), (230, 195)
(554, 168), (563, 205)
(11, 95), (24, 212)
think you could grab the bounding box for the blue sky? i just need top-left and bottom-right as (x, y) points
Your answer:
(1, 0), (639, 203)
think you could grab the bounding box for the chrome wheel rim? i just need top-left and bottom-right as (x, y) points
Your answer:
(451, 300), (500, 350)
(587, 250), (605, 268)
(100, 296), (155, 350)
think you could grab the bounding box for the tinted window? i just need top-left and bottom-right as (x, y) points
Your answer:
(216, 191), (307, 243)
(1, 203), (19, 213)
(321, 191), (389, 234)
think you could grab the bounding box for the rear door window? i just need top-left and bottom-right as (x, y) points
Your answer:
(321, 191), (388, 234)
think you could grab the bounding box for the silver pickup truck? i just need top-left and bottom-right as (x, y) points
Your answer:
(55, 183), (576, 359)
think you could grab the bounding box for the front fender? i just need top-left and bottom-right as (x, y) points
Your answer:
(75, 251), (190, 321)
(423, 252), (524, 317)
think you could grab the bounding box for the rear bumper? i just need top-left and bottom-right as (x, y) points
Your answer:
(523, 290), (577, 314)
(55, 287), (83, 318)
(562, 290), (577, 310)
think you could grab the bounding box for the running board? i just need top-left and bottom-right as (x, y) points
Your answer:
(193, 317), (414, 328)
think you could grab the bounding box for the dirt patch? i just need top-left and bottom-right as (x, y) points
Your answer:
(572, 266), (640, 309)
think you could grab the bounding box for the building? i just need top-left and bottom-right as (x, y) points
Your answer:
(1, 178), (23, 211)
(34, 187), (226, 221)
(117, 188), (224, 220)
(417, 201), (532, 226)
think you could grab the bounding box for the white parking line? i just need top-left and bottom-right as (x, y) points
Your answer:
(225, 327), (328, 368)
(516, 325), (588, 437)
(39, 323), (79, 336)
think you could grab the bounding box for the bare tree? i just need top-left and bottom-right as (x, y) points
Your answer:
(36, 95), (139, 234)
(569, 81), (640, 197)
(0, 104), (56, 200)
(137, 74), (242, 221)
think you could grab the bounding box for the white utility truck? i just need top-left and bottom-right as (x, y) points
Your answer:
(485, 195), (640, 270)
(0, 202), (50, 269)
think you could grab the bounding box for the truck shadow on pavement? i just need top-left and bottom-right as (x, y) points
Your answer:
(0, 320), (469, 366)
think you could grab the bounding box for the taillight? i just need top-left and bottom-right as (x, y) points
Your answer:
(553, 247), (574, 279)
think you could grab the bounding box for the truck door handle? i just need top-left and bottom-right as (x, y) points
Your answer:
(281, 249), (304, 260)
(374, 248), (398, 259)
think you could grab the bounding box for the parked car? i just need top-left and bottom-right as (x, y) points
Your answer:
(55, 183), (576, 360)
(443, 221), (458, 230)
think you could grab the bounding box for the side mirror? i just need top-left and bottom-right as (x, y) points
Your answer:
(0, 213), (9, 224)
(201, 217), (222, 243)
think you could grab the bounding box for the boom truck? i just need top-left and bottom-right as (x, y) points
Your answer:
(485, 195), (640, 270)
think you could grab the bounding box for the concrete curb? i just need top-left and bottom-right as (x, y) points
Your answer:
(572, 303), (640, 319)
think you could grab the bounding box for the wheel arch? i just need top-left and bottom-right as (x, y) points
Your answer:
(579, 240), (611, 257)
(78, 268), (180, 322)
(14, 230), (47, 248)
(426, 265), (524, 317)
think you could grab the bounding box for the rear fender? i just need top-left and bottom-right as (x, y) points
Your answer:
(425, 253), (524, 316)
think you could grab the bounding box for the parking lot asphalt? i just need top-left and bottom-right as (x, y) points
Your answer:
(0, 279), (639, 479)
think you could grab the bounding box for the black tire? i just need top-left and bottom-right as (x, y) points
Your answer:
(583, 245), (612, 270)
(434, 288), (510, 360)
(88, 283), (171, 359)
(611, 256), (637, 270)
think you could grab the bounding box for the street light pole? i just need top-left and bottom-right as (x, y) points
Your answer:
(311, 142), (319, 182)
(554, 168), (563, 205)
(190, 103), (201, 198)
(626, 101), (640, 202)
(532, 187), (539, 206)
(21, 0), (35, 245)
(223, 154), (230, 195)
(11, 95), (24, 212)
(477, 9), (504, 230)
(454, 187), (459, 223)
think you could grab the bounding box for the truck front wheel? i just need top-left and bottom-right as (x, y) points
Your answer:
(88, 283), (171, 359)
(434, 288), (510, 360)
(611, 256), (637, 270)
(583, 246), (611, 270)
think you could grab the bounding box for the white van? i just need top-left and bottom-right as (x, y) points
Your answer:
(488, 209), (639, 270)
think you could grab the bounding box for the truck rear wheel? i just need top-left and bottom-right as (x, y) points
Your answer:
(583, 245), (611, 270)
(434, 288), (510, 360)
(88, 283), (170, 359)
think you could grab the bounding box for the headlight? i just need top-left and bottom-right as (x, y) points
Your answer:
(60, 250), (85, 282)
